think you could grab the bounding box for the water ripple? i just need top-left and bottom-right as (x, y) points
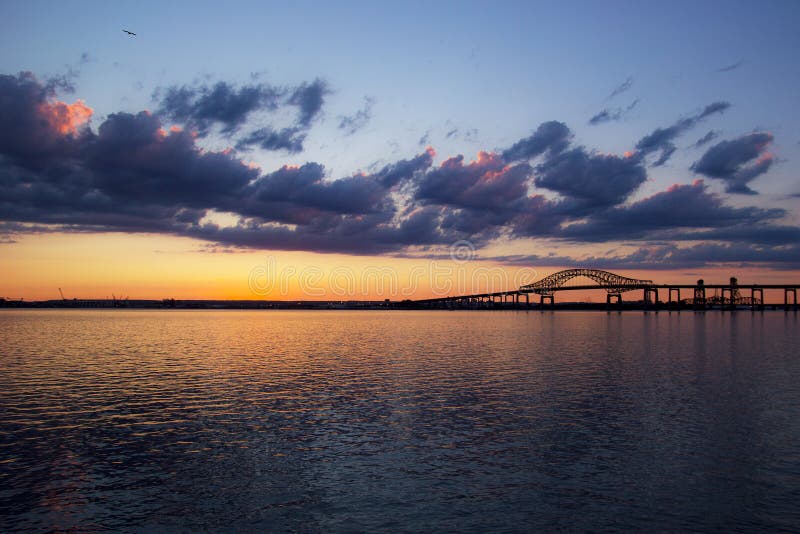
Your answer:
(1, 310), (799, 531)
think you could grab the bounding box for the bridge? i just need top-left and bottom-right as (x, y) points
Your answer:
(410, 269), (800, 311)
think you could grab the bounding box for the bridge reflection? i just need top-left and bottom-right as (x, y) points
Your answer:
(410, 269), (800, 311)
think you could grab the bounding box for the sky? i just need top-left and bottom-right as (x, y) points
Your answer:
(1, 0), (799, 301)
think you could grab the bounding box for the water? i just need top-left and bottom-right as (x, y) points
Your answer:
(1, 309), (799, 532)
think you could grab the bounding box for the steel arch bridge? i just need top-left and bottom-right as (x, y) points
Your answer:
(519, 269), (654, 295)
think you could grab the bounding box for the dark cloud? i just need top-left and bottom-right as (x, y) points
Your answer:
(236, 127), (306, 153)
(501, 121), (571, 162)
(588, 109), (616, 125)
(691, 132), (774, 194)
(505, 196), (565, 237)
(439, 206), (511, 236)
(1, 73), (797, 269)
(372, 148), (435, 188)
(0, 74), (248, 232)
(338, 96), (374, 135)
(0, 221), (64, 244)
(153, 76), (334, 153)
(635, 101), (730, 166)
(182, 203), (457, 255)
(651, 145), (676, 167)
(503, 145), (651, 239)
(288, 78), (329, 127)
(685, 225), (800, 246)
(559, 180), (783, 242)
(0, 75), (442, 255)
(588, 99), (638, 126)
(440, 127), (479, 143)
(237, 156), (428, 222)
(488, 242), (800, 270)
(89, 111), (259, 208)
(155, 81), (281, 135)
(416, 152), (531, 210)
(652, 242), (800, 269)
(691, 130), (718, 149)
(0, 122), (259, 238)
(534, 148), (647, 210)
(608, 77), (633, 100)
(717, 60), (744, 73)
(0, 72), (91, 169)
(45, 71), (78, 94)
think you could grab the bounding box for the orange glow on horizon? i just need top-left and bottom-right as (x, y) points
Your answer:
(2, 232), (799, 303)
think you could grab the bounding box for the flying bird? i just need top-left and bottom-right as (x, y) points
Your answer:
(122, 29), (136, 36)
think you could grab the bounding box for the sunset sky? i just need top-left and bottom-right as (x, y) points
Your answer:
(1, 1), (799, 300)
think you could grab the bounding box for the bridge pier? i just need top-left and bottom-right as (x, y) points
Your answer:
(721, 287), (736, 311)
(694, 280), (706, 311)
(722, 277), (738, 311)
(785, 288), (797, 311)
(524, 293), (529, 308)
(668, 288), (680, 309)
(606, 292), (622, 310)
(751, 287), (764, 311)
(644, 288), (659, 310)
(540, 294), (554, 309)
(721, 287), (734, 311)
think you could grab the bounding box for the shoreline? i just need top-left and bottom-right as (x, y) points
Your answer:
(1, 300), (797, 311)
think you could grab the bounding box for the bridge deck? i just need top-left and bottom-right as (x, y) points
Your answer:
(413, 284), (800, 304)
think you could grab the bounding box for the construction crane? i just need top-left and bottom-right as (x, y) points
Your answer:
(59, 288), (66, 301)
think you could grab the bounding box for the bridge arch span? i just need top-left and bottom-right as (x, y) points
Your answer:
(519, 269), (653, 295)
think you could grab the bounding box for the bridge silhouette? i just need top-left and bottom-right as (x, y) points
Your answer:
(411, 269), (800, 310)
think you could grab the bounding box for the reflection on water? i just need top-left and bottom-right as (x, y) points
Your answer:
(1, 310), (799, 531)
